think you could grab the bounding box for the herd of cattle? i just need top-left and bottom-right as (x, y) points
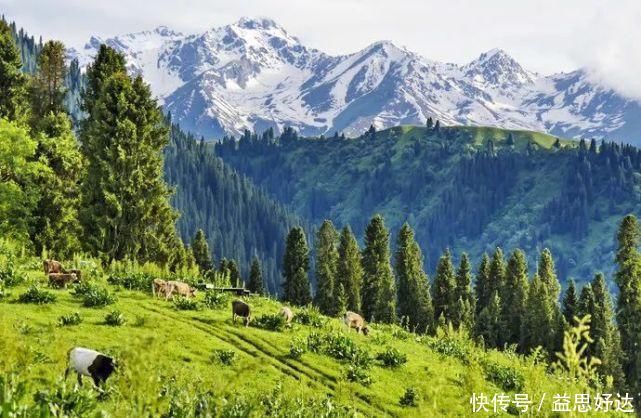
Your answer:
(40, 259), (370, 388)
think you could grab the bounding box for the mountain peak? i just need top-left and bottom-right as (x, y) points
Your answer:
(464, 48), (533, 87)
(235, 17), (280, 30)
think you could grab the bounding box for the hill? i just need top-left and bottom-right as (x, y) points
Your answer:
(0, 255), (611, 417)
(217, 125), (641, 287)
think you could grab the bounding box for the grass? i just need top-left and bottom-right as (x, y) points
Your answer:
(0, 257), (628, 417)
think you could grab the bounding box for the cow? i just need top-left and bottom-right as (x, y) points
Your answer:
(65, 347), (116, 388)
(43, 259), (65, 275)
(166, 280), (196, 299)
(279, 306), (293, 326)
(48, 272), (79, 289)
(232, 300), (251, 327)
(67, 269), (82, 281)
(152, 279), (171, 299)
(344, 311), (370, 336)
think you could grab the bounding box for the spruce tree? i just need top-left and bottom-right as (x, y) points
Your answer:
(432, 249), (456, 324)
(282, 226), (312, 305)
(536, 248), (563, 351)
(81, 44), (126, 114)
(361, 214), (396, 323)
(614, 215), (641, 393)
(28, 40), (67, 126)
(337, 225), (363, 313)
(0, 20), (27, 123)
(192, 229), (213, 274)
(314, 220), (339, 315)
(395, 223), (433, 333)
(228, 259), (241, 288)
(562, 279), (579, 324)
(248, 257), (265, 295)
(474, 253), (491, 315)
(80, 71), (177, 263)
(488, 247), (506, 304)
(454, 253), (474, 329)
(502, 249), (529, 345)
(521, 273), (557, 354)
(475, 292), (504, 348)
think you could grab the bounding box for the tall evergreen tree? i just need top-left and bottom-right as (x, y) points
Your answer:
(476, 292), (504, 348)
(248, 257), (265, 295)
(474, 253), (491, 315)
(521, 273), (557, 354)
(314, 220), (339, 315)
(192, 229), (213, 274)
(361, 214), (396, 323)
(562, 279), (579, 324)
(28, 40), (67, 126)
(614, 215), (641, 393)
(0, 20), (27, 123)
(337, 225), (363, 313)
(282, 226), (312, 305)
(502, 249), (529, 345)
(395, 223), (433, 333)
(536, 248), (563, 350)
(80, 71), (177, 263)
(432, 249), (456, 324)
(228, 259), (241, 288)
(453, 253), (474, 329)
(81, 44), (126, 115)
(488, 247), (506, 304)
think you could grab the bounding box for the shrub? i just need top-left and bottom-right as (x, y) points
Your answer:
(0, 260), (23, 287)
(71, 281), (93, 298)
(313, 332), (373, 369)
(104, 310), (126, 326)
(346, 365), (372, 386)
(58, 312), (82, 327)
(33, 380), (96, 416)
(427, 336), (470, 364)
(306, 331), (324, 353)
(483, 361), (525, 392)
(0, 374), (30, 415)
(289, 338), (306, 359)
(399, 387), (419, 407)
(203, 291), (228, 309)
(212, 349), (236, 365)
(81, 285), (116, 308)
(18, 285), (57, 304)
(107, 271), (154, 291)
(173, 296), (199, 311)
(294, 305), (325, 328)
(376, 347), (408, 368)
(253, 313), (286, 331)
(133, 315), (148, 327)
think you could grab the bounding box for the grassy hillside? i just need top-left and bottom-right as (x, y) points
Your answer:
(0, 256), (613, 417)
(217, 124), (641, 287)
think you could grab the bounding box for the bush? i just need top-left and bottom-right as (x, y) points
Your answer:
(18, 285), (57, 304)
(306, 331), (324, 353)
(346, 365), (372, 386)
(483, 361), (525, 392)
(376, 347), (407, 368)
(133, 315), (148, 327)
(0, 260), (23, 287)
(289, 338), (306, 359)
(294, 305), (325, 328)
(212, 349), (236, 365)
(80, 284), (116, 308)
(427, 336), (470, 364)
(309, 332), (373, 369)
(399, 387), (419, 407)
(253, 313), (286, 331)
(104, 310), (126, 326)
(173, 296), (199, 311)
(107, 271), (154, 291)
(33, 380), (97, 416)
(203, 291), (228, 309)
(58, 312), (82, 326)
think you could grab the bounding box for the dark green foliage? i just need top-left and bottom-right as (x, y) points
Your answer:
(453, 253), (474, 330)
(107, 271), (154, 291)
(28, 40), (67, 124)
(81, 44), (126, 115)
(521, 273), (556, 354)
(247, 257), (264, 295)
(203, 291), (228, 309)
(314, 220), (339, 316)
(0, 20), (28, 123)
(294, 305), (326, 328)
(483, 361), (525, 392)
(289, 337), (306, 359)
(474, 253), (491, 316)
(227, 259), (241, 288)
(427, 336), (470, 363)
(432, 250), (456, 324)
(376, 347), (408, 368)
(395, 223), (433, 333)
(253, 313), (286, 331)
(78, 284), (115, 308)
(58, 312), (82, 327)
(502, 250), (529, 345)
(346, 364), (372, 386)
(173, 296), (199, 311)
(33, 380), (97, 417)
(282, 227), (312, 305)
(104, 310), (126, 326)
(487, 247), (506, 306)
(361, 215), (396, 323)
(211, 349), (236, 366)
(0, 260), (23, 287)
(18, 285), (56, 304)
(399, 387), (419, 407)
(475, 292), (504, 348)
(337, 225), (363, 313)
(562, 280), (579, 324)
(191, 229), (213, 274)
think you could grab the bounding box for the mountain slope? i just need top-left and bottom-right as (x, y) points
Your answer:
(70, 18), (641, 144)
(217, 125), (641, 286)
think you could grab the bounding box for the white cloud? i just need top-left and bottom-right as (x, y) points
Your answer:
(1, 0), (639, 99)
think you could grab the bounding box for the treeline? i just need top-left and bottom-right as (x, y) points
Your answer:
(279, 213), (641, 395)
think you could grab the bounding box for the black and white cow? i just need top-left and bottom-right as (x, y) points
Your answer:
(65, 347), (116, 387)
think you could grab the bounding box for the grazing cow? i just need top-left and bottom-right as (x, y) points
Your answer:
(344, 311), (370, 336)
(279, 306), (293, 326)
(232, 300), (251, 326)
(152, 279), (172, 299)
(166, 280), (196, 299)
(43, 259), (65, 275)
(48, 272), (79, 288)
(65, 347), (116, 388)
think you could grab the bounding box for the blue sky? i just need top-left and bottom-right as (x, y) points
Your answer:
(2, 0), (640, 98)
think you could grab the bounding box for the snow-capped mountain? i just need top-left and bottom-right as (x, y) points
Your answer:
(69, 17), (641, 143)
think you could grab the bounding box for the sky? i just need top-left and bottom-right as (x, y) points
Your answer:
(2, 0), (641, 99)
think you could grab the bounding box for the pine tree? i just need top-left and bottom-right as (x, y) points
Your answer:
(506, 132), (515, 146)
(536, 248), (563, 350)
(228, 259), (241, 288)
(282, 226), (312, 305)
(475, 292), (504, 348)
(395, 223), (433, 333)
(80, 71), (177, 263)
(361, 214), (396, 323)
(81, 44), (126, 114)
(614, 215), (641, 393)
(337, 226), (363, 313)
(488, 247), (506, 304)
(474, 253), (491, 315)
(521, 273), (557, 354)
(192, 229), (213, 274)
(28, 40), (67, 126)
(0, 20), (27, 123)
(426, 117), (434, 130)
(335, 282), (347, 317)
(248, 257), (265, 295)
(454, 253), (474, 329)
(562, 279), (579, 324)
(432, 249), (456, 324)
(502, 249), (529, 345)
(314, 220), (339, 315)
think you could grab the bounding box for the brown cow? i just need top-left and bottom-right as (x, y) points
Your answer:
(232, 300), (251, 327)
(279, 306), (293, 326)
(49, 273), (79, 288)
(166, 281), (196, 299)
(43, 259), (65, 275)
(151, 279), (172, 299)
(344, 311), (369, 335)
